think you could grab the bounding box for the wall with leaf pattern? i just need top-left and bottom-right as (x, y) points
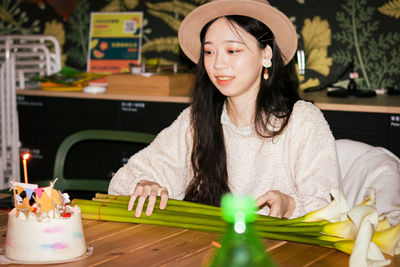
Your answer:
(1, 0), (399, 90)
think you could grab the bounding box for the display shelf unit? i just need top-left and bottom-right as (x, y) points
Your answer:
(15, 89), (400, 185)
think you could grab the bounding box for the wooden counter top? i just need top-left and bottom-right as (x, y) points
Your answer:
(16, 89), (191, 103)
(301, 90), (400, 114)
(17, 89), (400, 113)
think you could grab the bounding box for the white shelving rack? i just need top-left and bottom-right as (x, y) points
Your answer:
(0, 35), (61, 89)
(0, 35), (61, 188)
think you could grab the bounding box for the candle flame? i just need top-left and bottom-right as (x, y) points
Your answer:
(22, 153), (30, 160)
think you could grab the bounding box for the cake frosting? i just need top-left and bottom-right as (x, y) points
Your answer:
(5, 180), (87, 262)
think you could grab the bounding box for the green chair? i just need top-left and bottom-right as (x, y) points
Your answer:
(36, 130), (155, 192)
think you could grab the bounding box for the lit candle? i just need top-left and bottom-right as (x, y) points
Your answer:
(11, 179), (17, 210)
(22, 153), (30, 184)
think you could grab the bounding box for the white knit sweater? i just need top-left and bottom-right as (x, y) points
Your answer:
(109, 100), (342, 218)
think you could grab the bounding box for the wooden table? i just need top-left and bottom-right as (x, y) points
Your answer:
(0, 209), (399, 267)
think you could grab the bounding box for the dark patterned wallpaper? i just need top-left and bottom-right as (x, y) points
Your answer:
(1, 0), (399, 90)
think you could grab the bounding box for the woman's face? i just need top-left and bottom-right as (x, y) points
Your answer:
(203, 18), (269, 101)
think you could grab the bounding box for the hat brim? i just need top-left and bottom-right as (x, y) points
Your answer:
(178, 0), (297, 65)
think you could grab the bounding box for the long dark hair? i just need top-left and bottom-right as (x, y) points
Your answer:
(184, 15), (300, 206)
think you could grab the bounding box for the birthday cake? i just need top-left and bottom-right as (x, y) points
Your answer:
(4, 180), (87, 263)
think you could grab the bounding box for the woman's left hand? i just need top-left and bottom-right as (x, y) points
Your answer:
(256, 190), (295, 218)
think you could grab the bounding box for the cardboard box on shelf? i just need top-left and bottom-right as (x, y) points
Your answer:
(106, 73), (193, 96)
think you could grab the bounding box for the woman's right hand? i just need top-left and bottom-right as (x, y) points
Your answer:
(128, 180), (169, 217)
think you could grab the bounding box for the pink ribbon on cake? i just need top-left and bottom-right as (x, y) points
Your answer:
(34, 188), (44, 198)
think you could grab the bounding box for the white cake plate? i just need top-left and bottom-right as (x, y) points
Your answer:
(0, 245), (93, 265)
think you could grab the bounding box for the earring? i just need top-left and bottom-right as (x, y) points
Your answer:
(262, 58), (272, 80)
(262, 58), (272, 68)
(263, 68), (269, 80)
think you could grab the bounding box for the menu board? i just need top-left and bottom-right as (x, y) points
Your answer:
(87, 12), (143, 73)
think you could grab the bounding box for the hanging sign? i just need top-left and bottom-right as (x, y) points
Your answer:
(87, 12), (143, 74)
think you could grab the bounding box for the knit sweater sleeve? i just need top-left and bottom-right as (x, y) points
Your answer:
(108, 107), (193, 199)
(288, 101), (342, 218)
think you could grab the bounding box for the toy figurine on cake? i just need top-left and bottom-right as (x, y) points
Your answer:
(4, 178), (88, 263)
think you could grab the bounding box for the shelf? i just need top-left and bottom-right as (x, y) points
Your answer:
(17, 88), (400, 114)
(301, 90), (400, 114)
(16, 88), (191, 103)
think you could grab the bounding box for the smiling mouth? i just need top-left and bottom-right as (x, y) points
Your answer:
(216, 76), (234, 81)
(215, 76), (234, 85)
(215, 76), (235, 86)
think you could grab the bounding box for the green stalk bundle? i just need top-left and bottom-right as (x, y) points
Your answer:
(82, 213), (224, 233)
(72, 194), (344, 249)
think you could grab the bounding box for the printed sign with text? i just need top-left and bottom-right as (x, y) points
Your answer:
(87, 12), (143, 73)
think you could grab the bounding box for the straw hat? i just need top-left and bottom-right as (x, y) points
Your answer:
(178, 0), (297, 65)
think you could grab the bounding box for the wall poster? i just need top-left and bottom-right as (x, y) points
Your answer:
(87, 12), (143, 73)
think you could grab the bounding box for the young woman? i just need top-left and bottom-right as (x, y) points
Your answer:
(108, 0), (341, 219)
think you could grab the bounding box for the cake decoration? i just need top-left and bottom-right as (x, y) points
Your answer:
(2, 178), (90, 263)
(10, 178), (72, 220)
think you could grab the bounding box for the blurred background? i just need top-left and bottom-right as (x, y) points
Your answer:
(1, 0), (399, 91)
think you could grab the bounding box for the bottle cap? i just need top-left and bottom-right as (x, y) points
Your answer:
(221, 194), (258, 224)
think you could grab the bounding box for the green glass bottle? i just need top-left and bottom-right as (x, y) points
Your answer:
(209, 194), (276, 267)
